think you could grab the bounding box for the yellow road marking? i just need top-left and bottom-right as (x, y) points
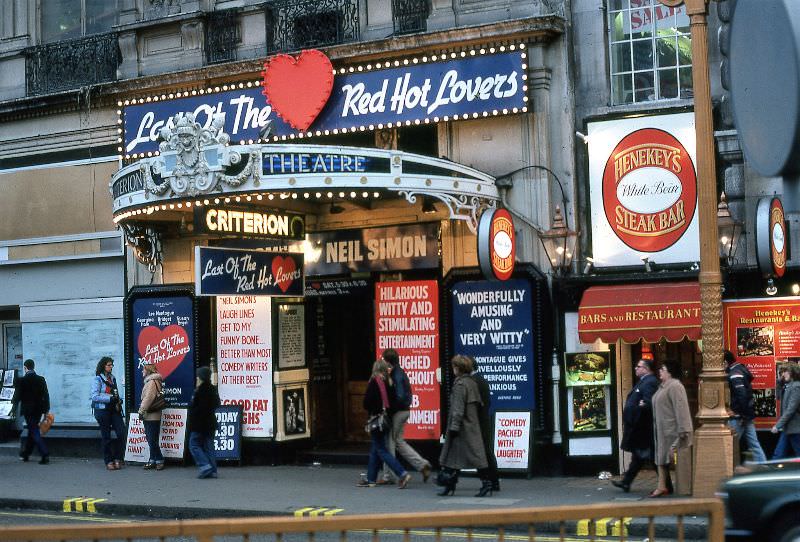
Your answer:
(611, 517), (632, 536)
(595, 517), (612, 536)
(86, 498), (107, 513)
(308, 508), (329, 517)
(294, 507), (315, 517)
(323, 508), (344, 516)
(62, 498), (79, 513)
(576, 519), (589, 536)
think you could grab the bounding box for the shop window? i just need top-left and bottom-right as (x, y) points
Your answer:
(41, 0), (117, 43)
(608, 0), (692, 104)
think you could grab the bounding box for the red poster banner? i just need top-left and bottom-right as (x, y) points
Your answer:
(375, 280), (440, 439)
(723, 298), (800, 427)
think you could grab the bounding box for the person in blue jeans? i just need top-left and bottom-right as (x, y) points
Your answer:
(771, 363), (800, 458)
(188, 367), (220, 479)
(90, 356), (126, 470)
(725, 350), (767, 463)
(357, 359), (411, 489)
(11, 359), (50, 464)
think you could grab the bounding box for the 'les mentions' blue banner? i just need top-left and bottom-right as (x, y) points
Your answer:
(123, 50), (526, 155)
(451, 279), (534, 411)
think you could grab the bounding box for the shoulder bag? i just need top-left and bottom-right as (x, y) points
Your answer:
(147, 382), (167, 413)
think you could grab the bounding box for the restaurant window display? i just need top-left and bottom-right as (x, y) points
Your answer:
(564, 352), (612, 433)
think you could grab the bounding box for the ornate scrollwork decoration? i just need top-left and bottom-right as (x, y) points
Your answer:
(397, 190), (496, 234)
(120, 223), (163, 273)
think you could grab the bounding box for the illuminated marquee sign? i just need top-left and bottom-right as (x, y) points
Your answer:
(261, 152), (390, 175)
(121, 45), (529, 157)
(194, 206), (305, 240)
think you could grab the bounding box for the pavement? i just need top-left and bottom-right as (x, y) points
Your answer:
(0, 442), (713, 539)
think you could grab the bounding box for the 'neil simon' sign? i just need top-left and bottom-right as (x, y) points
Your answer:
(123, 49), (527, 155)
(195, 246), (304, 297)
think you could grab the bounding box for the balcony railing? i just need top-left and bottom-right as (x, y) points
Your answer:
(206, 8), (241, 64)
(392, 0), (429, 35)
(25, 32), (120, 96)
(267, 0), (360, 53)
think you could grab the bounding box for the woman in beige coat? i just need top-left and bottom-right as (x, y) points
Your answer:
(138, 363), (165, 470)
(651, 359), (693, 497)
(437, 355), (487, 496)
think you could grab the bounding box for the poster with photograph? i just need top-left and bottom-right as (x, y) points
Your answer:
(3, 369), (14, 387)
(277, 304), (305, 369)
(568, 385), (609, 432)
(217, 295), (274, 438)
(275, 383), (310, 441)
(723, 298), (800, 427)
(564, 352), (611, 387)
(0, 387), (13, 401)
(375, 280), (440, 440)
(0, 401), (13, 419)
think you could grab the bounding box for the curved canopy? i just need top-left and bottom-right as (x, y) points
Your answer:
(110, 116), (499, 233)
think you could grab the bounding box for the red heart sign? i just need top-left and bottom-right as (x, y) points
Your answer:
(137, 324), (190, 380)
(261, 49), (334, 131)
(272, 255), (297, 293)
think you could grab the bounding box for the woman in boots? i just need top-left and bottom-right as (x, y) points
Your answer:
(437, 355), (488, 496)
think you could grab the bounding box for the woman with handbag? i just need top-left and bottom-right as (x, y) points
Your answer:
(437, 355), (488, 496)
(357, 359), (411, 488)
(90, 356), (126, 470)
(138, 362), (166, 470)
(651, 359), (693, 497)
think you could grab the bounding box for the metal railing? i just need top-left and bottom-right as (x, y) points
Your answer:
(392, 0), (429, 35)
(206, 8), (241, 64)
(267, 0), (360, 53)
(0, 499), (724, 542)
(24, 32), (120, 96)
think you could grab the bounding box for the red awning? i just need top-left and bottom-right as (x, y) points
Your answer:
(578, 282), (701, 344)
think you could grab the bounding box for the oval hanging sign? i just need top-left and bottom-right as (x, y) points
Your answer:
(602, 128), (697, 253)
(771, 198), (787, 277)
(478, 208), (516, 281)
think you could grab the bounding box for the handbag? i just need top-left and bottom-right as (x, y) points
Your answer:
(364, 410), (389, 433)
(39, 412), (55, 435)
(147, 382), (166, 413)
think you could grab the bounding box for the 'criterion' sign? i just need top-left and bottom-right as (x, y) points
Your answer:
(194, 206), (305, 240)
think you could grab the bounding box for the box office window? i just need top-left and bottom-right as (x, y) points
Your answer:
(608, 0), (692, 104)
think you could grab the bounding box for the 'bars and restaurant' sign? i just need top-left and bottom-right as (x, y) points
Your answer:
(587, 113), (699, 267)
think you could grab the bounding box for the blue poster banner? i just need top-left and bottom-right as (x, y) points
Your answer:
(305, 223), (439, 276)
(123, 50), (526, 155)
(196, 246), (304, 296)
(450, 279), (534, 411)
(131, 296), (195, 408)
(213, 405), (243, 461)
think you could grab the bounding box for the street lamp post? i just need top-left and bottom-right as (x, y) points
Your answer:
(658, 0), (734, 496)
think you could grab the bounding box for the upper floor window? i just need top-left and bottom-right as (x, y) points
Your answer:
(608, 0), (692, 104)
(41, 0), (117, 43)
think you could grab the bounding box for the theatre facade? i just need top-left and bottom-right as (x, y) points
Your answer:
(111, 12), (574, 471)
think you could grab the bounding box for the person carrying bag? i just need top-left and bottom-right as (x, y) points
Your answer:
(91, 356), (126, 470)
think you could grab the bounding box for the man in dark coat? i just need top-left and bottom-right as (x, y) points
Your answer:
(726, 350), (767, 462)
(11, 359), (50, 464)
(469, 356), (499, 492)
(188, 367), (221, 478)
(612, 358), (658, 492)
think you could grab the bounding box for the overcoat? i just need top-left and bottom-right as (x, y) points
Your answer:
(439, 374), (487, 470)
(620, 373), (659, 458)
(138, 372), (164, 422)
(652, 377), (693, 466)
(776, 381), (800, 435)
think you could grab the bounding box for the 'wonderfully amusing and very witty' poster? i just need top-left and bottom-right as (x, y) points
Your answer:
(131, 296), (195, 408)
(217, 295), (274, 438)
(451, 279), (535, 411)
(375, 281), (440, 439)
(724, 297), (800, 428)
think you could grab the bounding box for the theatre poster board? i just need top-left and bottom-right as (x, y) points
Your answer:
(213, 405), (243, 461)
(375, 280), (440, 439)
(723, 297), (800, 428)
(494, 411), (531, 470)
(216, 295), (274, 438)
(124, 409), (188, 462)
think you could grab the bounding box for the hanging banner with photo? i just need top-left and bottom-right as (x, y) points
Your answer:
(375, 280), (440, 439)
(724, 297), (800, 428)
(131, 295), (195, 408)
(216, 295), (274, 438)
(450, 279), (535, 411)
